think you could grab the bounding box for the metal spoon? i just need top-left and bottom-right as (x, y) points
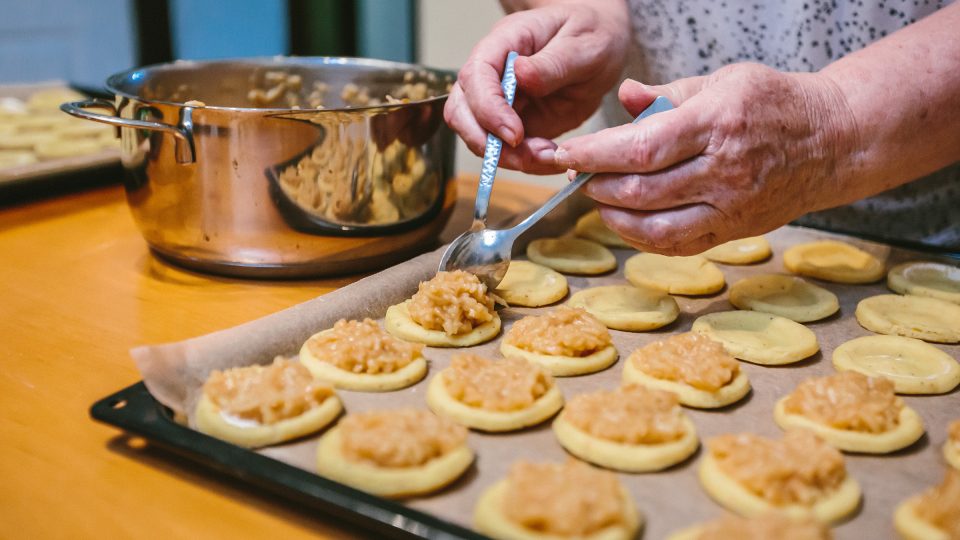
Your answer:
(439, 95), (675, 289)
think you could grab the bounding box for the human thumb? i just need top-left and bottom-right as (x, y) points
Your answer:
(618, 77), (707, 116)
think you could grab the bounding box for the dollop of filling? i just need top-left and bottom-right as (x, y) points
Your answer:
(949, 419), (960, 447)
(307, 318), (423, 374)
(502, 459), (626, 537)
(563, 385), (686, 444)
(203, 357), (333, 425)
(338, 409), (467, 468)
(630, 332), (740, 391)
(407, 270), (496, 336)
(709, 430), (847, 506)
(504, 306), (612, 357)
(915, 469), (960, 537)
(783, 371), (901, 433)
(443, 354), (552, 411)
(697, 514), (832, 540)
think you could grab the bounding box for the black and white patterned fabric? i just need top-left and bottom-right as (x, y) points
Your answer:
(600, 0), (959, 250)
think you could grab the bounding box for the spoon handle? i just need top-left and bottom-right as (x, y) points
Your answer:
(508, 95), (675, 236)
(471, 51), (520, 230)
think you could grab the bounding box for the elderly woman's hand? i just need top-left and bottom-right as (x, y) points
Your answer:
(444, 0), (628, 174)
(554, 63), (861, 255)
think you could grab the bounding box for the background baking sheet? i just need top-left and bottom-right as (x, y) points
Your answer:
(129, 212), (959, 540)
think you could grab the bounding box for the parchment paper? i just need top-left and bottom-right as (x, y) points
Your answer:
(132, 209), (960, 540)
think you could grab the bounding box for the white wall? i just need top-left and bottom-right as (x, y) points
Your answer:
(417, 0), (602, 189)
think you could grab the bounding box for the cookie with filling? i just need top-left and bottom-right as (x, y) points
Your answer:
(701, 236), (772, 265)
(946, 420), (960, 471)
(315, 409), (473, 498)
(774, 371), (924, 453)
(427, 354), (563, 432)
(855, 294), (960, 343)
(526, 237), (617, 275)
(385, 270), (501, 347)
(500, 306), (618, 376)
(692, 310), (819, 365)
(553, 385), (698, 472)
(729, 274), (839, 322)
(493, 260), (568, 307)
(574, 209), (631, 248)
(625, 253), (725, 295)
(887, 261), (960, 304)
(474, 459), (642, 540)
(699, 430), (861, 523)
(195, 357), (342, 448)
(623, 332), (750, 408)
(894, 469), (960, 540)
(566, 284), (679, 331)
(783, 240), (884, 284)
(667, 513), (832, 540)
(832, 335), (960, 394)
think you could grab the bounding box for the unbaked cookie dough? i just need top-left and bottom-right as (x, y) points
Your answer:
(300, 318), (427, 391)
(526, 237), (617, 275)
(888, 261), (960, 304)
(832, 335), (960, 394)
(623, 332), (750, 409)
(315, 409), (473, 498)
(566, 284), (679, 331)
(945, 420), (960, 471)
(701, 236), (772, 265)
(493, 260), (568, 307)
(553, 385), (699, 472)
(692, 311), (820, 365)
(501, 306), (619, 376)
(474, 459), (642, 540)
(728, 274), (839, 322)
(195, 357), (342, 448)
(625, 253), (725, 295)
(385, 270), (501, 347)
(783, 240), (884, 284)
(855, 294), (960, 343)
(574, 209), (631, 248)
(699, 430), (861, 523)
(894, 469), (960, 540)
(667, 514), (832, 540)
(426, 354), (563, 432)
(773, 371), (925, 453)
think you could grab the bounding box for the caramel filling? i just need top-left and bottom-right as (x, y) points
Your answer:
(697, 514), (832, 540)
(407, 270), (496, 336)
(502, 460), (626, 536)
(563, 385), (686, 444)
(203, 357), (333, 425)
(784, 371), (901, 433)
(630, 332), (740, 391)
(504, 306), (612, 357)
(915, 469), (960, 537)
(338, 409), (467, 468)
(709, 430), (847, 506)
(443, 354), (552, 411)
(307, 318), (423, 374)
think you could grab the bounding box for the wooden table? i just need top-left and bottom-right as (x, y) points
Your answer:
(0, 176), (551, 539)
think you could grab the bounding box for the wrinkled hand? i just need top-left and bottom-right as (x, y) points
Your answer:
(444, 1), (628, 174)
(556, 63), (859, 255)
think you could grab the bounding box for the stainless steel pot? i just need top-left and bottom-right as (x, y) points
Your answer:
(62, 57), (457, 278)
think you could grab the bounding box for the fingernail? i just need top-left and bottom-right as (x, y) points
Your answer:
(554, 147), (570, 166)
(535, 147), (555, 162)
(500, 126), (518, 147)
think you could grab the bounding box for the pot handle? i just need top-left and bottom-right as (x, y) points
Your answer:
(60, 99), (196, 164)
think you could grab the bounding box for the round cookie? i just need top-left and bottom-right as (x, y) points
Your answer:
(946, 440), (960, 471)
(625, 253), (725, 295)
(623, 359), (751, 409)
(385, 300), (501, 347)
(501, 307), (619, 376)
(195, 391), (342, 448)
(701, 236), (772, 265)
(894, 495), (951, 540)
(526, 237), (617, 275)
(855, 294), (960, 343)
(894, 471), (960, 540)
(832, 335), (960, 394)
(692, 311), (820, 365)
(773, 399), (925, 454)
(783, 240), (884, 284)
(729, 274), (839, 322)
(574, 209), (631, 248)
(493, 260), (568, 307)
(501, 341), (618, 377)
(888, 261), (960, 304)
(567, 285), (679, 331)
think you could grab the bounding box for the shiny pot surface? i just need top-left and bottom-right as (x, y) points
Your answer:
(63, 57), (457, 278)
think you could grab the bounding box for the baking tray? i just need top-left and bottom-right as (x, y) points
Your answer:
(90, 382), (484, 540)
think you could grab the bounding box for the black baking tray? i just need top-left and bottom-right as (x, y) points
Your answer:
(90, 382), (486, 540)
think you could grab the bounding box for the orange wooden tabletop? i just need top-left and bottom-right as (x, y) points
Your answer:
(0, 175), (552, 539)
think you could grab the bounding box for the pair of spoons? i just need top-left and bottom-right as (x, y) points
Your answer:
(439, 51), (675, 289)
